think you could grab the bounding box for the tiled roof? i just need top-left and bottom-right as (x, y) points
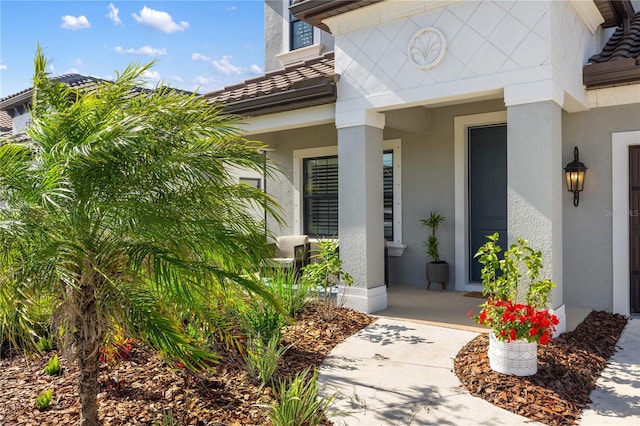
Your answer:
(205, 52), (337, 117)
(583, 12), (640, 88)
(0, 73), (191, 111)
(0, 74), (106, 110)
(0, 111), (11, 134)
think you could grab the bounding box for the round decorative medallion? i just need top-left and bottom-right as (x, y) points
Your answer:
(407, 27), (446, 70)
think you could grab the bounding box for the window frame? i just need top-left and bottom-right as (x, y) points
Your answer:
(288, 0), (314, 51)
(293, 139), (402, 248)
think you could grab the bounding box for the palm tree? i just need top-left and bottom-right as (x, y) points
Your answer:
(0, 46), (281, 426)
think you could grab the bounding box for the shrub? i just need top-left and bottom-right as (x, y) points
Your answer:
(269, 368), (335, 426)
(243, 302), (286, 346)
(300, 239), (353, 320)
(264, 267), (314, 318)
(35, 389), (54, 411)
(469, 233), (559, 343)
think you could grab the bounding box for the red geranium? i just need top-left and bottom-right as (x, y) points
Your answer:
(469, 298), (559, 344)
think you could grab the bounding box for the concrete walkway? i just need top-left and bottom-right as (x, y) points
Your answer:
(318, 316), (640, 426)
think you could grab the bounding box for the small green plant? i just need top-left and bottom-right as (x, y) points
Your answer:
(420, 211), (445, 262)
(473, 232), (555, 306)
(245, 333), (290, 388)
(37, 335), (53, 352)
(44, 353), (61, 376)
(300, 239), (353, 320)
(243, 302), (287, 346)
(154, 408), (178, 426)
(35, 388), (54, 411)
(264, 267), (314, 318)
(269, 368), (335, 426)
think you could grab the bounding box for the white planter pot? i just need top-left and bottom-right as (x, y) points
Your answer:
(488, 332), (538, 376)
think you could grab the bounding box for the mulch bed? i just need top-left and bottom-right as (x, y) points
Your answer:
(0, 307), (629, 425)
(454, 310), (629, 425)
(0, 304), (375, 426)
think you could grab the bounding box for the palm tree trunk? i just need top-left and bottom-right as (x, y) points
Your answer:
(75, 281), (102, 426)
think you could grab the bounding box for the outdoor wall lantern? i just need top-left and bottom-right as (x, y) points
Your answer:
(564, 146), (587, 207)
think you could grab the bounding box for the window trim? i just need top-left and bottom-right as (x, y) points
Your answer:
(293, 139), (403, 252)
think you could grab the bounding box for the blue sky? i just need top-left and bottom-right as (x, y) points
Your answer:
(0, 1), (266, 98)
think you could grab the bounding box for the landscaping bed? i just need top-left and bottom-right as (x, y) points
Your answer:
(0, 304), (375, 426)
(0, 308), (629, 425)
(455, 310), (629, 426)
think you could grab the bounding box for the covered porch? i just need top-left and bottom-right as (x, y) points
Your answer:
(377, 284), (592, 333)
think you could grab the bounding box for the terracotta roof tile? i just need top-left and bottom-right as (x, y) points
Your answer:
(205, 52), (335, 105)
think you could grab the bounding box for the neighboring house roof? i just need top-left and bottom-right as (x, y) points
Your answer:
(0, 73), (192, 113)
(0, 111), (11, 135)
(583, 11), (640, 89)
(0, 74), (106, 111)
(289, 0), (383, 33)
(205, 52), (337, 117)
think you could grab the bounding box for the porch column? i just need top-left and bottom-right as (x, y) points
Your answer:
(336, 111), (387, 313)
(506, 100), (565, 333)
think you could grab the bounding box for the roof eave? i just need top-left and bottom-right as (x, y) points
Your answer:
(289, 0), (384, 33)
(0, 90), (33, 111)
(214, 80), (337, 117)
(583, 58), (640, 89)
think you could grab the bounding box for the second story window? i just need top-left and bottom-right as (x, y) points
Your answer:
(290, 1), (313, 50)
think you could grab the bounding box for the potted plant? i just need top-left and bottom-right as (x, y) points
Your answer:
(468, 233), (559, 376)
(420, 211), (448, 290)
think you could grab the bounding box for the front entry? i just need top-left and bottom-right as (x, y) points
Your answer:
(630, 146), (640, 313)
(469, 125), (507, 282)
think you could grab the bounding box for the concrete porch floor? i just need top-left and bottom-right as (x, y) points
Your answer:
(375, 284), (593, 333)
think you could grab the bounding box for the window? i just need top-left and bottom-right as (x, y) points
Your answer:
(383, 151), (394, 241)
(303, 156), (338, 237)
(240, 177), (262, 189)
(289, 1), (313, 50)
(295, 142), (401, 244)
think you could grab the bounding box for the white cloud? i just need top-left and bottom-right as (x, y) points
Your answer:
(66, 67), (80, 74)
(74, 59), (83, 67)
(61, 15), (90, 30)
(115, 46), (167, 56)
(132, 7), (188, 34)
(248, 64), (263, 75)
(193, 76), (211, 85)
(48, 64), (54, 72)
(0, 64), (7, 71)
(142, 70), (162, 85)
(172, 76), (184, 83)
(226, 6), (237, 12)
(106, 3), (122, 25)
(211, 56), (242, 76)
(191, 53), (212, 62)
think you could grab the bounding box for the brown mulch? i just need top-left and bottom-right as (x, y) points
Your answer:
(0, 304), (375, 426)
(0, 307), (629, 425)
(454, 310), (629, 426)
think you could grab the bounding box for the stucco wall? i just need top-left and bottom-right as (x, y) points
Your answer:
(12, 111), (31, 133)
(562, 104), (640, 311)
(264, 0), (285, 73)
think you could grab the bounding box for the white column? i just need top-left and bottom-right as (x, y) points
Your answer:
(336, 111), (387, 313)
(506, 100), (565, 333)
